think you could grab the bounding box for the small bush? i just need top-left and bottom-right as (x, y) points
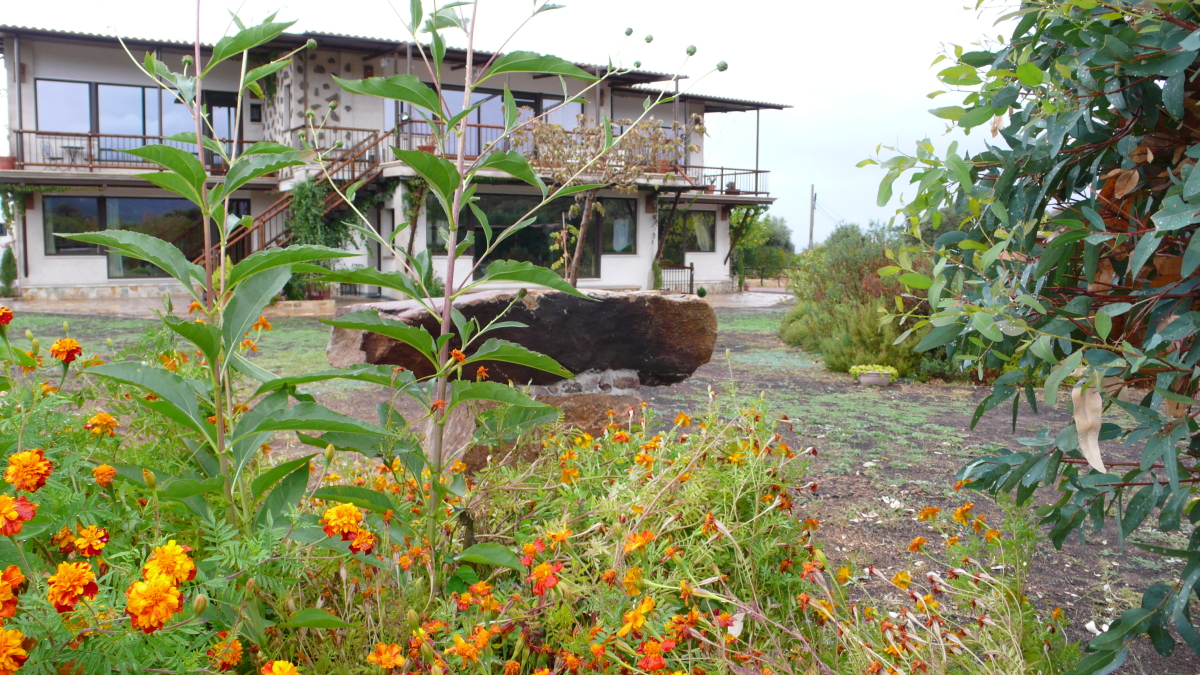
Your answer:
(817, 302), (923, 377)
(696, 286), (707, 297)
(0, 246), (15, 297)
(849, 364), (899, 379)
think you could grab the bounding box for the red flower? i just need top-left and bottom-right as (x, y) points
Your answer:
(528, 562), (563, 596)
(0, 565), (24, 618)
(0, 308), (12, 326)
(0, 495), (37, 537)
(636, 639), (675, 672)
(519, 538), (546, 566)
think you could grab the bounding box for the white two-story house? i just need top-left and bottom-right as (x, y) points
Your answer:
(0, 26), (786, 300)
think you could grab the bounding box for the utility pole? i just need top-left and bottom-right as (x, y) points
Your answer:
(808, 185), (816, 250)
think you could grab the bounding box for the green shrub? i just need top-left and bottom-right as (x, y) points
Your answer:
(817, 302), (922, 377)
(696, 286), (706, 297)
(0, 246), (15, 297)
(779, 300), (850, 352)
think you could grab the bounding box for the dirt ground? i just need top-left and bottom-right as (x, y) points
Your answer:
(13, 304), (1197, 673)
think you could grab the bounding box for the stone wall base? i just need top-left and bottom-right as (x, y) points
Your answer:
(530, 369), (640, 397)
(262, 299), (336, 317)
(696, 280), (738, 295)
(20, 283), (190, 301)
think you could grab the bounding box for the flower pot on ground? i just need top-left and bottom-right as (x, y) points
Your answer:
(858, 371), (890, 386)
(849, 364), (899, 386)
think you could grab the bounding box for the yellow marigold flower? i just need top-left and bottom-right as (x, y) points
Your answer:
(674, 412), (691, 427)
(85, 412), (119, 437)
(444, 633), (480, 666)
(727, 452), (745, 465)
(450, 460), (468, 474)
(946, 536), (961, 548)
(239, 339), (258, 352)
(40, 382), (58, 395)
(367, 642), (406, 669)
(251, 315), (273, 331)
(952, 501), (974, 525)
(320, 502), (364, 541)
(261, 661), (301, 675)
(126, 574), (182, 633)
(984, 529), (1002, 543)
(617, 596), (654, 637)
(917, 507), (940, 521)
(0, 494), (36, 537)
(560, 467), (580, 485)
(143, 540), (197, 584)
(47, 561), (98, 613)
(74, 525), (109, 556)
(4, 449), (52, 492)
(908, 537), (927, 553)
(93, 464), (117, 487)
(623, 567), (643, 596)
(892, 571), (912, 590)
(547, 528), (572, 549)
(836, 566), (851, 584)
(208, 631), (244, 671)
(624, 530), (655, 554)
(634, 452), (654, 470)
(50, 338), (82, 363)
(916, 593), (939, 613)
(0, 627), (28, 675)
(972, 514), (988, 533)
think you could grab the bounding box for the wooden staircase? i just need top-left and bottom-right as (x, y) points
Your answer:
(195, 127), (396, 265)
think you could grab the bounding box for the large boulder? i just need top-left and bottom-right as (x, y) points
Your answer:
(327, 289), (717, 387)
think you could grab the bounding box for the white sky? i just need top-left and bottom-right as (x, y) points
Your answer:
(1, 0), (1010, 244)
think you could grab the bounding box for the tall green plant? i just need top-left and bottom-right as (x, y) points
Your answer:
(0, 247), (16, 297)
(870, 2), (1200, 670)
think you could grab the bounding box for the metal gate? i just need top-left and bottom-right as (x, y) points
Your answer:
(660, 263), (695, 294)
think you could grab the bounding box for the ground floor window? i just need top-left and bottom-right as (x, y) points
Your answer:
(43, 195), (248, 278)
(659, 210), (717, 265)
(426, 193), (636, 278)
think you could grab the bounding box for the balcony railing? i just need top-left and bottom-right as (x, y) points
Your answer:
(11, 130), (254, 173)
(677, 165), (769, 196)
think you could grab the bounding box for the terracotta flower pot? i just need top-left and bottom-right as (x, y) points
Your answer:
(0, 157), (15, 171)
(417, 144), (437, 153)
(858, 372), (891, 386)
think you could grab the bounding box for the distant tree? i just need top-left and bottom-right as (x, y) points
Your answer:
(761, 216), (794, 252)
(726, 205), (769, 264)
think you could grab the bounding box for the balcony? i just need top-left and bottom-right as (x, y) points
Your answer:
(10, 130), (257, 174)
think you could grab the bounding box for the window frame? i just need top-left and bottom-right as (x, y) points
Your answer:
(600, 198), (638, 255)
(43, 195), (103, 257)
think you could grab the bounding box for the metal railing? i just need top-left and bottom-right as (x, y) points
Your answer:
(12, 130), (252, 173)
(741, 266), (800, 289)
(678, 165), (770, 196)
(660, 263), (695, 294)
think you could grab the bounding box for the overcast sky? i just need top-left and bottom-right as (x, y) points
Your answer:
(1, 0), (1009, 244)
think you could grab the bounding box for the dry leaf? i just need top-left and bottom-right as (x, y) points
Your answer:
(1071, 384), (1105, 473)
(1088, 258), (1116, 293)
(1129, 146), (1154, 164)
(1114, 169), (1140, 199)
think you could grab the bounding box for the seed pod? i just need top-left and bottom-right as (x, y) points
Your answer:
(644, 35), (653, 43)
(431, 664), (443, 675)
(624, 28), (632, 36)
(182, 55), (193, 68)
(192, 593), (208, 615)
(142, 469), (157, 489)
(306, 39), (318, 50)
(634, 61), (642, 68)
(245, 576), (256, 593)
(686, 45), (697, 56)
(717, 61), (728, 72)
(62, 321), (69, 333)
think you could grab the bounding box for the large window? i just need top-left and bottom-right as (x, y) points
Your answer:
(659, 210), (717, 266)
(35, 80), (91, 133)
(427, 194), (636, 278)
(43, 197), (101, 255)
(43, 196), (221, 279)
(35, 79), (236, 143)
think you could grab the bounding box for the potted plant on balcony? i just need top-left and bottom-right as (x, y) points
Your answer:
(0, 158), (15, 171)
(849, 364), (899, 386)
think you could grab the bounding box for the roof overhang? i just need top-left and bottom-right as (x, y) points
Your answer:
(0, 171), (279, 190)
(613, 87), (790, 113)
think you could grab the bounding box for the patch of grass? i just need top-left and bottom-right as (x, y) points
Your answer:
(716, 308), (788, 334)
(10, 312), (156, 353)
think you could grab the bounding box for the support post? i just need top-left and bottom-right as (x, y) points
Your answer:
(754, 108), (760, 194)
(808, 185), (816, 250)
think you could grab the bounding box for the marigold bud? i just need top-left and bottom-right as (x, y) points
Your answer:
(142, 468), (157, 489)
(24, 330), (32, 341)
(421, 642), (436, 663)
(325, 444), (336, 463)
(63, 321), (69, 332)
(30, 339), (38, 352)
(192, 593), (208, 615)
(182, 55), (193, 68)
(431, 664), (443, 675)
(407, 608), (420, 631)
(245, 577), (256, 593)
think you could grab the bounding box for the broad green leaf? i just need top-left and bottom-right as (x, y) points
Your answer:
(251, 455), (314, 500)
(447, 380), (555, 416)
(122, 144), (207, 202)
(294, 264), (430, 302)
(455, 542), (524, 570)
(162, 315), (222, 365)
(206, 20), (296, 75)
(312, 485), (395, 515)
(159, 476), (223, 500)
(898, 272), (933, 289)
(550, 184), (607, 200)
(1016, 62), (1044, 86)
(480, 51), (599, 83)
(958, 106), (995, 129)
(253, 402), (390, 438)
(60, 230), (204, 297)
(465, 260), (592, 298)
(88, 362), (209, 438)
(252, 364), (415, 398)
(474, 151), (547, 196)
(228, 245), (356, 288)
(462, 338), (573, 378)
(333, 74), (442, 113)
(392, 148), (461, 208)
(502, 85), (519, 131)
(242, 59), (292, 92)
(230, 351), (276, 383)
(1095, 311), (1113, 341)
(323, 310), (439, 367)
(163, 132), (226, 155)
(929, 106), (966, 121)
(279, 608), (354, 629)
(232, 390), (289, 485)
(1044, 349), (1084, 406)
(223, 266), (291, 357)
(217, 150), (311, 201)
(1152, 196), (1200, 230)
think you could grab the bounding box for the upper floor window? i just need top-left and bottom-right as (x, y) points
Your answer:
(35, 80), (90, 133)
(33, 79), (237, 141)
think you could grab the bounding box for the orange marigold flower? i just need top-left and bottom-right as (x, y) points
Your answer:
(519, 538), (546, 566)
(4, 449), (52, 493)
(618, 596), (655, 637)
(450, 349), (466, 363)
(320, 502), (364, 541)
(47, 561), (98, 613)
(251, 315), (273, 331)
(946, 536), (961, 548)
(917, 507), (940, 521)
(892, 571), (912, 590)
(85, 412), (119, 437)
(701, 512), (720, 537)
(0, 494), (37, 536)
(908, 537), (927, 553)
(836, 567), (852, 584)
(953, 501), (975, 525)
(208, 631), (244, 671)
(93, 464), (117, 487)
(19, 352), (42, 375)
(801, 517), (820, 531)
(0, 566), (23, 619)
(528, 561), (563, 596)
(126, 574), (183, 633)
(450, 460), (468, 474)
(52, 525), (75, 554)
(0, 627), (27, 675)
(546, 528), (572, 549)
(143, 540), (197, 584)
(560, 467), (580, 485)
(444, 633), (481, 667)
(971, 514), (988, 533)
(612, 430), (632, 443)
(984, 529), (1002, 543)
(636, 639), (675, 672)
(600, 569), (618, 586)
(431, 399), (447, 412)
(50, 338), (82, 363)
(74, 525), (109, 557)
(261, 661), (301, 675)
(188, 301), (204, 315)
(239, 339), (258, 352)
(634, 452), (654, 471)
(40, 382), (58, 395)
(624, 530), (656, 554)
(476, 365), (489, 381)
(349, 528), (377, 555)
(367, 642), (405, 669)
(622, 567), (643, 596)
(503, 661), (521, 675)
(0, 308), (12, 326)
(674, 412), (691, 427)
